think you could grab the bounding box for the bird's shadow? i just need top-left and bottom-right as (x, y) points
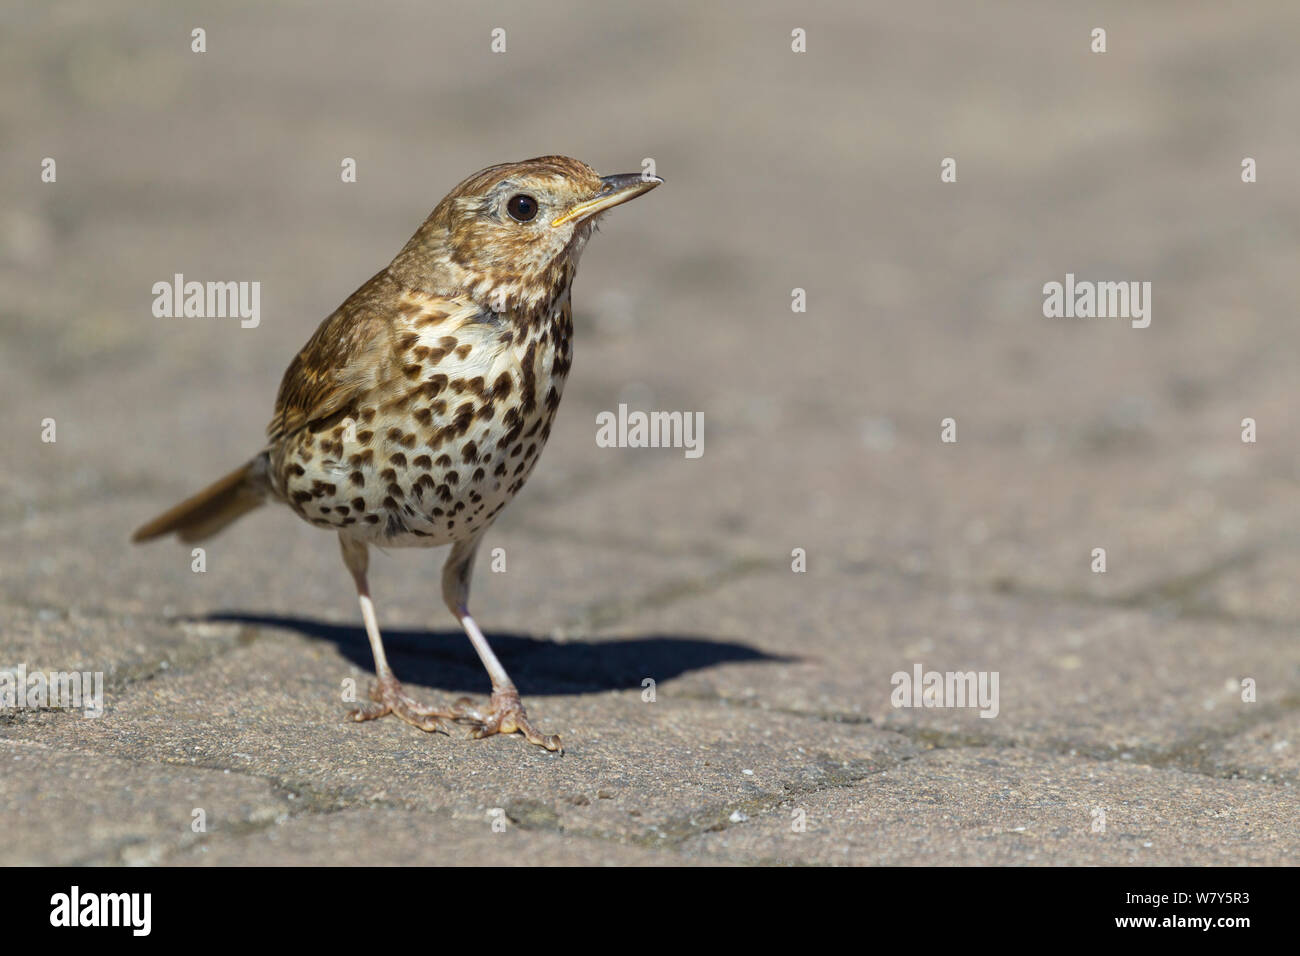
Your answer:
(203, 611), (792, 696)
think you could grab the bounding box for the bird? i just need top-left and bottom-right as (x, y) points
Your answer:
(132, 155), (662, 752)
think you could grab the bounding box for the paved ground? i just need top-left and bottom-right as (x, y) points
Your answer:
(3, 1), (1299, 865)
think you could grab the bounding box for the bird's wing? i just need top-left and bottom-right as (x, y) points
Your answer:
(266, 270), (403, 443)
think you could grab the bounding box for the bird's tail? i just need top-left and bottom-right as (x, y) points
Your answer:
(132, 454), (270, 544)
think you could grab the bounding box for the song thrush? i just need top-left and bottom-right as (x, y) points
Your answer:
(133, 156), (662, 752)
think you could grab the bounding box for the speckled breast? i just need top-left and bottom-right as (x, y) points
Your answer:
(273, 294), (573, 547)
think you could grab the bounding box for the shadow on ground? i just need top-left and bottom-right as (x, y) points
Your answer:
(201, 611), (791, 695)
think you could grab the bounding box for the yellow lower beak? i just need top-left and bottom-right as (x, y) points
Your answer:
(551, 173), (663, 227)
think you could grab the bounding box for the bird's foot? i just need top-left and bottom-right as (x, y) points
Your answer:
(453, 687), (562, 752)
(348, 676), (464, 736)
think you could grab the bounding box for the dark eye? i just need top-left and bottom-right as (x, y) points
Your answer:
(506, 194), (538, 222)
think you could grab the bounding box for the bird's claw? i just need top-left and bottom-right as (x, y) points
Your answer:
(454, 688), (562, 752)
(347, 677), (461, 735)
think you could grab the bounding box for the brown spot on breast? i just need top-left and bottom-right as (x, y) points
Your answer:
(492, 372), (513, 399)
(413, 455), (432, 469)
(452, 402), (474, 434)
(454, 344), (472, 360)
(435, 454), (452, 467)
(352, 497), (366, 511)
(520, 341), (537, 413)
(390, 452), (407, 467)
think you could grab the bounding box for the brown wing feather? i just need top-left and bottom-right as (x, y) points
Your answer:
(267, 270), (401, 443)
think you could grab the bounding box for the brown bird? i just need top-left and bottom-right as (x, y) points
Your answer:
(133, 156), (662, 752)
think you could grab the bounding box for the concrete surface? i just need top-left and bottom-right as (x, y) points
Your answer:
(2, 0), (1299, 865)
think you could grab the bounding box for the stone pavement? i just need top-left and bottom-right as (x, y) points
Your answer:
(2, 1), (1298, 865)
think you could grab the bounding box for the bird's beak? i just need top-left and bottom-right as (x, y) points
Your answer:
(550, 173), (663, 227)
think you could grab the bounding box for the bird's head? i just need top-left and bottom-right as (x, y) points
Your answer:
(390, 155), (662, 315)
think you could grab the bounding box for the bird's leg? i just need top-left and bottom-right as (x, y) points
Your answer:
(442, 535), (562, 752)
(339, 534), (465, 735)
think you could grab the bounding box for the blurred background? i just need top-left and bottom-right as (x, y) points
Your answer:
(3, 0), (1297, 618)
(2, 1), (1300, 865)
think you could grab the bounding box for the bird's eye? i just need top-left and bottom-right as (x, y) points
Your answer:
(506, 194), (538, 222)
